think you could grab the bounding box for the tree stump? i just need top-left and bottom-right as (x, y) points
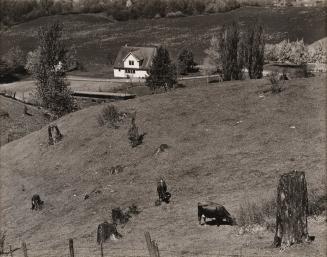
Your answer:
(273, 170), (313, 247)
(48, 124), (63, 145)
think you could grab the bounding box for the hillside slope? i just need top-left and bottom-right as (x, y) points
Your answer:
(0, 96), (49, 146)
(0, 75), (326, 256)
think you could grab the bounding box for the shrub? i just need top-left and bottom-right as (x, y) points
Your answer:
(3, 46), (27, 74)
(177, 48), (196, 75)
(269, 71), (282, 93)
(308, 41), (327, 64)
(265, 39), (309, 65)
(128, 113), (144, 147)
(308, 190), (327, 216)
(0, 58), (14, 83)
(97, 105), (121, 128)
(166, 11), (185, 18)
(0, 231), (5, 255)
(194, 0), (206, 13)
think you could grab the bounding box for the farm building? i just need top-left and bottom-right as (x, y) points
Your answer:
(113, 45), (158, 78)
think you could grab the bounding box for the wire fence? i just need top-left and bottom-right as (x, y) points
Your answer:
(2, 232), (281, 257)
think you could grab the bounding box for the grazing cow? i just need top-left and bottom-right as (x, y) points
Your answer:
(112, 207), (131, 225)
(97, 221), (122, 244)
(198, 202), (234, 226)
(157, 178), (171, 203)
(31, 194), (44, 210)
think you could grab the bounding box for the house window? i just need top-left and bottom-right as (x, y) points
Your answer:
(129, 60), (134, 66)
(126, 69), (135, 74)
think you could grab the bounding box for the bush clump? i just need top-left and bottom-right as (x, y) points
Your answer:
(97, 104), (124, 128)
(265, 39), (327, 65)
(308, 190), (327, 216)
(128, 113), (144, 147)
(269, 71), (282, 93)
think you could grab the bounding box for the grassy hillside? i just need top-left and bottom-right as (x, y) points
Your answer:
(0, 96), (49, 146)
(0, 75), (325, 256)
(1, 7), (326, 77)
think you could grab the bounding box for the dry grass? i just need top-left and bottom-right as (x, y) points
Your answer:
(0, 96), (49, 146)
(0, 75), (325, 256)
(237, 197), (276, 228)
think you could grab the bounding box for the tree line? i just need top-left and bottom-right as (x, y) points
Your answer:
(1, 0), (243, 27)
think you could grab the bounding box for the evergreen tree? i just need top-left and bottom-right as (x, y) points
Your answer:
(177, 48), (196, 75)
(219, 21), (244, 81)
(243, 22), (265, 79)
(146, 46), (177, 92)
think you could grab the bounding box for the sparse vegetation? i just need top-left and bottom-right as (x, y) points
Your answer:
(237, 198), (276, 228)
(237, 188), (326, 230)
(146, 46), (177, 92)
(0, 231), (5, 255)
(269, 71), (282, 93)
(308, 190), (327, 216)
(97, 104), (122, 128)
(128, 113), (144, 147)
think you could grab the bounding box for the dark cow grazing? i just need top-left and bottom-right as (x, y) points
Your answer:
(112, 207), (131, 225)
(157, 178), (171, 204)
(198, 202), (234, 226)
(31, 194), (44, 210)
(97, 221), (122, 244)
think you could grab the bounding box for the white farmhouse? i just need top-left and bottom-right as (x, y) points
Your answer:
(113, 46), (158, 78)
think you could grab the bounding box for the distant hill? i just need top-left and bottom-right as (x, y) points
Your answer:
(1, 7), (325, 78)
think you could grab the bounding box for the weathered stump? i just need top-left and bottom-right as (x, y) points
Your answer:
(48, 124), (63, 145)
(273, 170), (313, 247)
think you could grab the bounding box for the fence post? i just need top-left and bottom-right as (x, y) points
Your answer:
(144, 232), (160, 257)
(22, 242), (28, 257)
(69, 238), (74, 257)
(9, 245), (13, 257)
(100, 242), (104, 257)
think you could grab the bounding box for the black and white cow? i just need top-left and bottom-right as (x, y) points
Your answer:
(97, 221), (122, 244)
(198, 201), (234, 226)
(157, 178), (171, 203)
(31, 194), (44, 210)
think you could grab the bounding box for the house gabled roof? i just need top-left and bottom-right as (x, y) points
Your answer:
(114, 46), (158, 70)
